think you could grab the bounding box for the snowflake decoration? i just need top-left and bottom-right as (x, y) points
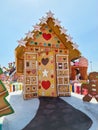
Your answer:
(60, 26), (67, 34)
(33, 24), (41, 31)
(66, 34), (73, 42)
(39, 16), (47, 24)
(17, 38), (27, 47)
(46, 10), (54, 18)
(25, 31), (34, 39)
(53, 18), (61, 26)
(72, 43), (79, 50)
(42, 69), (49, 77)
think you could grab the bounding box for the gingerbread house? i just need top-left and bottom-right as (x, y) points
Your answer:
(15, 11), (81, 99)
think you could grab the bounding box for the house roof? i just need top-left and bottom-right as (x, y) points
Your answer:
(15, 11), (81, 73)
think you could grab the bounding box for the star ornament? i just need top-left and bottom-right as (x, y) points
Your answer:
(42, 69), (49, 77)
(18, 38), (27, 47)
(53, 18), (61, 26)
(46, 11), (54, 18)
(60, 27), (67, 34)
(25, 31), (34, 39)
(39, 17), (47, 24)
(33, 24), (41, 32)
(66, 34), (73, 42)
(72, 43), (79, 50)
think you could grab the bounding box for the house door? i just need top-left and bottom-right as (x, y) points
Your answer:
(56, 54), (70, 96)
(38, 51), (57, 97)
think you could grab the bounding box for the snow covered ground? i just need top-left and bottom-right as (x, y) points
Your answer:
(61, 93), (98, 130)
(2, 91), (98, 130)
(2, 91), (39, 130)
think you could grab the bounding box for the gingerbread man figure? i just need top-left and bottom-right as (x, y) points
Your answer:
(83, 72), (98, 102)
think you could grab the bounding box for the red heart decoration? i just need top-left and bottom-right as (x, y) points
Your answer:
(27, 70), (31, 74)
(41, 80), (51, 90)
(43, 33), (51, 40)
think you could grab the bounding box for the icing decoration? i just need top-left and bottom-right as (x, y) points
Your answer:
(30, 41), (34, 44)
(39, 86), (41, 89)
(32, 69), (36, 74)
(41, 58), (49, 65)
(36, 34), (39, 38)
(39, 17), (47, 24)
(48, 43), (51, 46)
(51, 92), (55, 96)
(41, 80), (51, 90)
(72, 43), (79, 50)
(46, 52), (49, 55)
(60, 27), (67, 34)
(39, 42), (43, 46)
(66, 34), (73, 42)
(45, 25), (48, 29)
(56, 44), (59, 48)
(35, 48), (39, 51)
(44, 43), (47, 46)
(27, 70), (31, 74)
(34, 42), (38, 45)
(30, 47), (33, 51)
(33, 24), (41, 31)
(49, 29), (52, 32)
(55, 49), (58, 52)
(43, 33), (51, 40)
(42, 69), (49, 77)
(51, 75), (54, 78)
(57, 40), (60, 43)
(42, 92), (45, 96)
(46, 10), (54, 18)
(53, 18), (61, 26)
(39, 32), (42, 35)
(25, 31), (34, 39)
(51, 85), (54, 88)
(18, 38), (27, 47)
(51, 59), (54, 63)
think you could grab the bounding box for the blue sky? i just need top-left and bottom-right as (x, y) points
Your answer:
(0, 0), (98, 72)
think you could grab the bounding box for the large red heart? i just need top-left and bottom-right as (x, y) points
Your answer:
(41, 80), (51, 90)
(43, 33), (51, 40)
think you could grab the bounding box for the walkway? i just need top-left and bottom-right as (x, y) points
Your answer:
(23, 97), (92, 130)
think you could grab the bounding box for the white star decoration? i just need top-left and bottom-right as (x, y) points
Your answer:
(72, 43), (79, 50)
(18, 38), (27, 47)
(46, 11), (54, 18)
(66, 34), (73, 42)
(60, 27), (67, 34)
(42, 69), (49, 77)
(39, 17), (47, 24)
(53, 18), (61, 26)
(33, 24), (41, 31)
(25, 31), (34, 39)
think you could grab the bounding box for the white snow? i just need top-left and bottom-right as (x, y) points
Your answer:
(61, 93), (98, 130)
(2, 91), (39, 130)
(2, 91), (98, 130)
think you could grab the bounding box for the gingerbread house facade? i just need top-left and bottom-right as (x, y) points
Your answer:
(15, 11), (81, 99)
